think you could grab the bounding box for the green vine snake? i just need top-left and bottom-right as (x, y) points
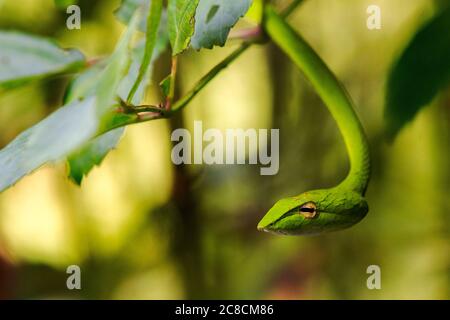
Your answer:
(257, 6), (371, 235)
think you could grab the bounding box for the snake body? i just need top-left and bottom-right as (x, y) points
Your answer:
(258, 6), (371, 235)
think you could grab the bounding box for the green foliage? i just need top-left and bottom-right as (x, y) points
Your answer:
(0, 97), (97, 192)
(67, 129), (125, 185)
(0, 0), (258, 190)
(120, 37), (168, 107)
(385, 5), (450, 139)
(0, 0), (316, 190)
(115, 0), (149, 32)
(245, 0), (264, 24)
(66, 32), (168, 185)
(191, 0), (253, 49)
(127, 0), (163, 103)
(167, 0), (200, 55)
(64, 64), (125, 185)
(0, 14), (139, 192)
(1, 0), (448, 301)
(116, 0), (254, 53)
(0, 31), (85, 88)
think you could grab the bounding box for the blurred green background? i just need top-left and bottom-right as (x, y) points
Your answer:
(0, 0), (448, 299)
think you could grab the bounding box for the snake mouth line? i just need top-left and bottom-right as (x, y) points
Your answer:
(257, 209), (310, 233)
(258, 209), (355, 235)
(257, 209), (297, 232)
(257, 226), (291, 235)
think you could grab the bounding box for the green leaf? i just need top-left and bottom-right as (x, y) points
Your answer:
(191, 0), (253, 50)
(0, 97), (97, 192)
(66, 25), (169, 185)
(385, 5), (450, 139)
(0, 31), (85, 88)
(115, 0), (148, 31)
(96, 16), (139, 117)
(127, 0), (163, 103)
(64, 63), (105, 102)
(67, 129), (125, 185)
(0, 14), (139, 192)
(63, 63), (124, 185)
(159, 74), (172, 98)
(119, 35), (168, 105)
(168, 0), (200, 55)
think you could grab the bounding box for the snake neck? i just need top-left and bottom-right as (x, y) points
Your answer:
(264, 6), (371, 196)
(335, 107), (371, 196)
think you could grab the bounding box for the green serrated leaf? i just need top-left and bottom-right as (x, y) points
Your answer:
(67, 128), (124, 185)
(245, 0), (264, 24)
(168, 0), (200, 55)
(63, 63), (123, 185)
(159, 74), (172, 98)
(385, 5), (450, 139)
(96, 16), (139, 117)
(0, 14), (140, 193)
(191, 0), (253, 50)
(0, 31), (85, 88)
(64, 63), (105, 102)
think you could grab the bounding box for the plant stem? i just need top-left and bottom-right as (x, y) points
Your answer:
(126, 0), (163, 104)
(169, 43), (251, 113)
(282, 0), (306, 18)
(167, 0), (305, 113)
(165, 56), (178, 111)
(115, 0), (306, 128)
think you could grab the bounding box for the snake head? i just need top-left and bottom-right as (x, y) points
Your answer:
(257, 188), (368, 235)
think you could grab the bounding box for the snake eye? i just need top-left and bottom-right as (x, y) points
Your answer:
(299, 202), (317, 219)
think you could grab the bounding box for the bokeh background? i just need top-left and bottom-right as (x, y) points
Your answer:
(0, 0), (448, 299)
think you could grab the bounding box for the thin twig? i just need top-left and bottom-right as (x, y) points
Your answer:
(124, 0), (306, 125)
(281, 0), (306, 18)
(169, 43), (251, 114)
(127, 0), (163, 104)
(165, 56), (178, 111)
